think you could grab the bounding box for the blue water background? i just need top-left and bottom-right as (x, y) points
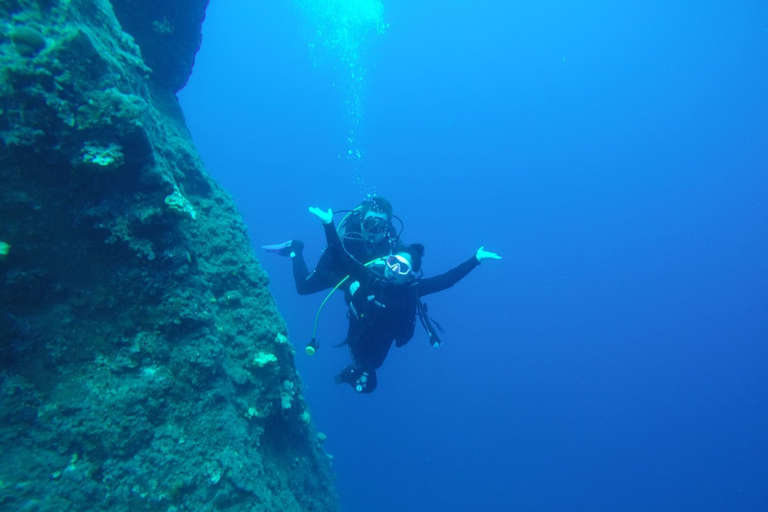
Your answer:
(178, 1), (768, 510)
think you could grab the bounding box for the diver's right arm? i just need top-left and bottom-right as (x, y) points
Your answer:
(308, 207), (340, 256)
(308, 207), (367, 278)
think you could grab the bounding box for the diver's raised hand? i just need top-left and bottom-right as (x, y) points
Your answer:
(308, 206), (333, 224)
(475, 246), (501, 262)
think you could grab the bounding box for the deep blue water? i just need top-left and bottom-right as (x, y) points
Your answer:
(178, 1), (768, 510)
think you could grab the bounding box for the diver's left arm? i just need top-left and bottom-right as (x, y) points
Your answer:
(418, 246), (501, 297)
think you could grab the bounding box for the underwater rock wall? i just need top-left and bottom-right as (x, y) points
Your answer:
(0, 1), (338, 511)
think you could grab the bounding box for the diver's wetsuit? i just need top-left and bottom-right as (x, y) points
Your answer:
(323, 222), (480, 393)
(292, 215), (403, 295)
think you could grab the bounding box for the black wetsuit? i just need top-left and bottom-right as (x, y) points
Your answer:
(292, 215), (403, 295)
(324, 222), (480, 393)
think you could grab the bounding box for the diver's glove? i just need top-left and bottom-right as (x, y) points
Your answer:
(349, 281), (360, 296)
(475, 246), (502, 262)
(308, 206), (333, 224)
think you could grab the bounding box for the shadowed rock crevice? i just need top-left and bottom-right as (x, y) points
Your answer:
(111, 0), (209, 92)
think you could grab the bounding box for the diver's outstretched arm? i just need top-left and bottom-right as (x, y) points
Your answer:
(419, 247), (501, 297)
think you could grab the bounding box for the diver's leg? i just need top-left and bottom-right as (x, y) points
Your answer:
(294, 248), (341, 295)
(264, 240), (340, 294)
(262, 240), (303, 256)
(290, 247), (312, 291)
(335, 334), (387, 394)
(334, 364), (377, 394)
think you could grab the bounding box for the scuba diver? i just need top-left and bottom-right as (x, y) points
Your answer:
(263, 197), (405, 296)
(307, 206), (502, 394)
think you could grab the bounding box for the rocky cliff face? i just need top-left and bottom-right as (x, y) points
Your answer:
(0, 1), (338, 510)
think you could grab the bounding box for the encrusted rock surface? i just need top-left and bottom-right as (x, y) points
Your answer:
(0, 1), (337, 510)
(111, 0), (209, 92)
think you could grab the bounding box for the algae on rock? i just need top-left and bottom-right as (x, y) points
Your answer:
(0, 1), (338, 511)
